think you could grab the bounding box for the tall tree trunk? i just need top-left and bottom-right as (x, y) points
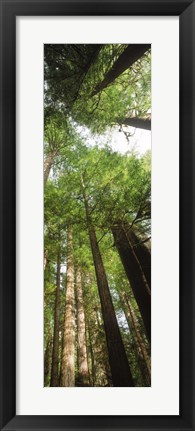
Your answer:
(44, 333), (52, 386)
(119, 295), (149, 386)
(120, 115), (151, 130)
(76, 267), (90, 386)
(124, 293), (151, 379)
(127, 228), (151, 290)
(85, 319), (95, 386)
(91, 44), (150, 96)
(50, 251), (61, 386)
(87, 313), (112, 387)
(60, 225), (75, 386)
(85, 274), (112, 387)
(111, 222), (151, 342)
(81, 176), (134, 387)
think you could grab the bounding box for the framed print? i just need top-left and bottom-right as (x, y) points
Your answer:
(0, 1), (194, 431)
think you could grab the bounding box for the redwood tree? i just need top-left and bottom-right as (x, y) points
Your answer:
(50, 250), (61, 386)
(81, 174), (134, 387)
(111, 222), (151, 342)
(60, 226), (75, 386)
(76, 267), (90, 386)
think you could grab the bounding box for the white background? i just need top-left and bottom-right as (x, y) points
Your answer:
(16, 17), (179, 415)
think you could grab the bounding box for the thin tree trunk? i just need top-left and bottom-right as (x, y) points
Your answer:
(87, 313), (112, 387)
(91, 44), (150, 96)
(85, 319), (95, 386)
(81, 176), (134, 387)
(60, 225), (75, 386)
(120, 116), (151, 130)
(44, 334), (52, 386)
(76, 267), (90, 386)
(50, 251), (61, 386)
(44, 249), (48, 271)
(125, 293), (151, 378)
(111, 222), (151, 342)
(119, 294), (149, 386)
(85, 273), (111, 387)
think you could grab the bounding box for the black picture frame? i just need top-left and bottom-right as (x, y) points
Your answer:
(0, 1), (194, 430)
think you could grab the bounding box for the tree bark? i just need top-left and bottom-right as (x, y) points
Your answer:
(60, 225), (75, 386)
(91, 44), (150, 96)
(85, 319), (95, 386)
(44, 334), (52, 386)
(111, 222), (151, 342)
(50, 251), (61, 386)
(87, 312), (112, 387)
(120, 116), (151, 131)
(127, 229), (151, 290)
(125, 293), (151, 379)
(44, 150), (57, 185)
(119, 292), (150, 386)
(81, 176), (134, 387)
(76, 267), (90, 386)
(85, 274), (112, 387)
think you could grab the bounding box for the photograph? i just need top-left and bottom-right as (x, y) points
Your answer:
(44, 43), (151, 388)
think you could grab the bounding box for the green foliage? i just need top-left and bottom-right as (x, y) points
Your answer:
(45, 44), (151, 134)
(44, 43), (151, 387)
